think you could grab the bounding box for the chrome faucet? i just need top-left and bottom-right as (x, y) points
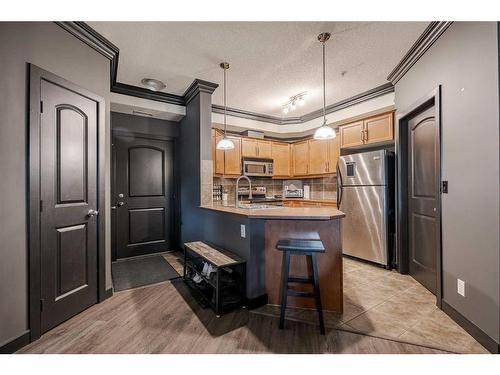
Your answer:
(235, 175), (252, 207)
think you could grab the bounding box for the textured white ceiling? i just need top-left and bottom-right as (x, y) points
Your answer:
(89, 22), (428, 117)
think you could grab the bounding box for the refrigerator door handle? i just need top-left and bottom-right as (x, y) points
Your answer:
(336, 163), (343, 209)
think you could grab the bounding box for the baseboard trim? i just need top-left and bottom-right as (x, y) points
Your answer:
(247, 294), (268, 309)
(0, 330), (30, 354)
(104, 288), (114, 301)
(441, 300), (500, 353)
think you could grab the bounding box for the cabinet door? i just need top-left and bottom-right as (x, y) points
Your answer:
(328, 136), (340, 173)
(224, 136), (242, 175)
(257, 140), (272, 158)
(339, 121), (364, 148)
(241, 138), (258, 157)
(308, 139), (329, 175)
(271, 142), (291, 177)
(364, 112), (394, 145)
(293, 141), (309, 176)
(214, 130), (225, 175)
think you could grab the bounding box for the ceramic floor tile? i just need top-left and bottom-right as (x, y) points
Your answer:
(344, 309), (410, 339)
(399, 309), (488, 353)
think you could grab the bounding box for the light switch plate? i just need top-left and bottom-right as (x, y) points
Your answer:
(240, 224), (246, 238)
(457, 279), (465, 297)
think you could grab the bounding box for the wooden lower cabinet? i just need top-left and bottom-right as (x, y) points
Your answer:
(283, 200), (337, 208)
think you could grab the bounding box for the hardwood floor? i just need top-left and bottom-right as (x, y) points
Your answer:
(19, 280), (447, 354)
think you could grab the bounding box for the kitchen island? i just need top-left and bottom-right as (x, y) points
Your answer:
(200, 204), (345, 313)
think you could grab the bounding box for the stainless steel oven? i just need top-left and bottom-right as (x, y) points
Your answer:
(242, 157), (273, 177)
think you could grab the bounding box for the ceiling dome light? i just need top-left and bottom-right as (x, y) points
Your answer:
(216, 62), (235, 151)
(141, 78), (166, 91)
(314, 32), (336, 140)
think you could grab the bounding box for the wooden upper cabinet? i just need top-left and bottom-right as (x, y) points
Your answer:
(241, 138), (258, 157)
(257, 140), (271, 158)
(292, 141), (309, 176)
(339, 120), (364, 148)
(271, 142), (291, 177)
(364, 112), (393, 145)
(242, 138), (271, 158)
(213, 129), (225, 175)
(308, 139), (329, 175)
(223, 136), (242, 175)
(328, 136), (340, 173)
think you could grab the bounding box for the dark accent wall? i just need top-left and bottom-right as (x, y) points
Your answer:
(394, 22), (500, 343)
(0, 22), (110, 346)
(111, 112), (180, 138)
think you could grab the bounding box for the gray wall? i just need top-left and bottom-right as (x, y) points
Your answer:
(0, 22), (111, 346)
(111, 112), (180, 138)
(395, 22), (500, 342)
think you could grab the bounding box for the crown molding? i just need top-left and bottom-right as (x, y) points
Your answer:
(212, 82), (394, 125)
(184, 79), (219, 104)
(387, 21), (453, 84)
(57, 21), (394, 124)
(111, 82), (185, 106)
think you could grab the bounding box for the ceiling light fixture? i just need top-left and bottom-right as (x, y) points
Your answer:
(313, 32), (336, 140)
(216, 62), (235, 151)
(282, 92), (307, 114)
(140, 78), (166, 91)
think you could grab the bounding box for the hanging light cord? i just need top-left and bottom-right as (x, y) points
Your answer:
(322, 38), (327, 126)
(223, 65), (227, 135)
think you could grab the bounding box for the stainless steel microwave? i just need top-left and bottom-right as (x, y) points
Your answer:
(242, 157), (274, 177)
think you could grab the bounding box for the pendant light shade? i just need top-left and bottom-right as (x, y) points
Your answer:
(313, 32), (336, 140)
(216, 62), (235, 150)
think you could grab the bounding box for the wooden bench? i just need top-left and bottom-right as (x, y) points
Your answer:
(183, 241), (246, 317)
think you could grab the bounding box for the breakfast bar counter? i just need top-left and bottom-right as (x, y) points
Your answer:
(200, 204), (345, 313)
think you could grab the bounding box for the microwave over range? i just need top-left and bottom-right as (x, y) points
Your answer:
(242, 157), (274, 177)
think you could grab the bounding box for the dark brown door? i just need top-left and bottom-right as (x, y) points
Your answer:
(40, 79), (98, 333)
(113, 136), (174, 259)
(407, 106), (439, 294)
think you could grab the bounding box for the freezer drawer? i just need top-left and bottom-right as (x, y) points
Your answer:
(340, 185), (388, 266)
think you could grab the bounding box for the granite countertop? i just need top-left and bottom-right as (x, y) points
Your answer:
(200, 203), (345, 220)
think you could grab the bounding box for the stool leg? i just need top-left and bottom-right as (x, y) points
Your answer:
(311, 253), (325, 335)
(279, 251), (291, 330)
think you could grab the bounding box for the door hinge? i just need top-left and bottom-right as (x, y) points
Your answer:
(40, 200), (43, 212)
(40, 299), (44, 312)
(40, 101), (43, 113)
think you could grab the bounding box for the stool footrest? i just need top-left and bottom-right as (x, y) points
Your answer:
(288, 276), (313, 284)
(287, 290), (315, 298)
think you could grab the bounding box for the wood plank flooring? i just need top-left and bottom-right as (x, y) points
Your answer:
(19, 280), (448, 354)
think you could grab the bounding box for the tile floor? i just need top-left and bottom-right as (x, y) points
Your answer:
(252, 256), (488, 354)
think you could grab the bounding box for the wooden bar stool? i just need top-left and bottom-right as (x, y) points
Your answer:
(276, 239), (326, 335)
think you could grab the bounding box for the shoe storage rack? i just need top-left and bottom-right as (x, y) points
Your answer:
(183, 241), (247, 317)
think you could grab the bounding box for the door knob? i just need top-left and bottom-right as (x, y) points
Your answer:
(87, 209), (99, 217)
(117, 201), (125, 207)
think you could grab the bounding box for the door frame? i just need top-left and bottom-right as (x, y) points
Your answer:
(28, 64), (107, 340)
(395, 85), (443, 308)
(111, 130), (178, 261)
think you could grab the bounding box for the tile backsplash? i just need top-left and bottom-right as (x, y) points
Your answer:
(213, 176), (337, 202)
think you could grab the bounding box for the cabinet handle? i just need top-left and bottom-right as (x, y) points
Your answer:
(364, 129), (368, 143)
(360, 130), (364, 143)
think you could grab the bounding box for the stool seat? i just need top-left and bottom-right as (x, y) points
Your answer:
(276, 239), (325, 253)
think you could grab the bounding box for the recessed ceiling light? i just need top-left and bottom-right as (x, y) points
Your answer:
(141, 78), (166, 91)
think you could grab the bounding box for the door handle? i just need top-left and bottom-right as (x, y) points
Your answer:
(87, 209), (99, 217)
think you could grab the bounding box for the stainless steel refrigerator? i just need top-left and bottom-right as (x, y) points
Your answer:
(337, 150), (394, 267)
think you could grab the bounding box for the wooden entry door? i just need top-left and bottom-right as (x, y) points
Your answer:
(407, 106), (439, 294)
(113, 136), (174, 259)
(38, 74), (100, 333)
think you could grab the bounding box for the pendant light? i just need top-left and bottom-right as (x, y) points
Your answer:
(216, 62), (235, 150)
(313, 32), (336, 140)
